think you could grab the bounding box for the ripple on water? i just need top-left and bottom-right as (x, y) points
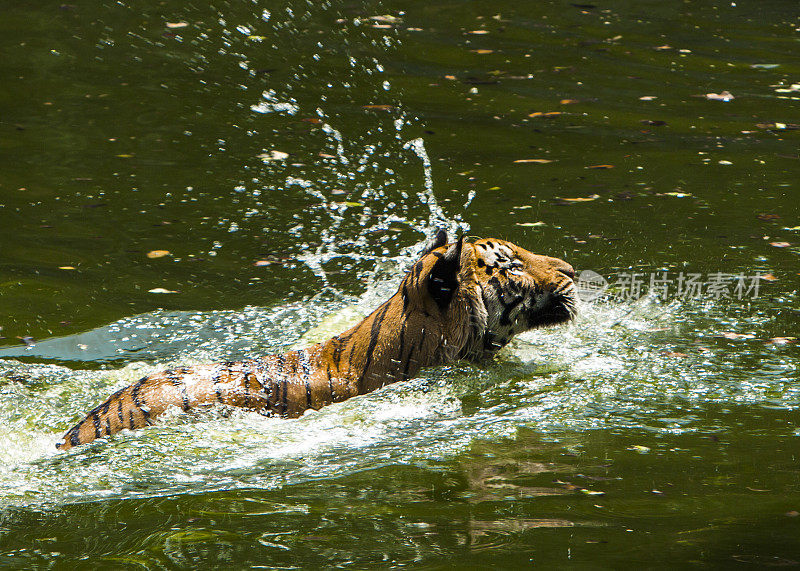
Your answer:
(0, 278), (797, 508)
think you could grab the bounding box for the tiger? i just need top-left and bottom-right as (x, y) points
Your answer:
(56, 231), (577, 450)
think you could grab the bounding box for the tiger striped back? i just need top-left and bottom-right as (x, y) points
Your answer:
(57, 231), (576, 450)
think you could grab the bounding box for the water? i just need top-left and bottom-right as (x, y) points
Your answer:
(1, 0), (799, 567)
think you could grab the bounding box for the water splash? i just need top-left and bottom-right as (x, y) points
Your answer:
(402, 137), (467, 238)
(1, 287), (796, 509)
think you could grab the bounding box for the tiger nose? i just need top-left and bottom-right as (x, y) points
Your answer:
(554, 260), (575, 281)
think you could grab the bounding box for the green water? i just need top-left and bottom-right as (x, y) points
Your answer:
(1, 0), (799, 567)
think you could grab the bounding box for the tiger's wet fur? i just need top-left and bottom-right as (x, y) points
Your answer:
(57, 231), (577, 450)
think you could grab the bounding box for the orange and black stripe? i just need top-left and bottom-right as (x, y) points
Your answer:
(56, 233), (577, 450)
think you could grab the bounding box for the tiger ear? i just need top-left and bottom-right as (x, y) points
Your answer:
(427, 235), (463, 311)
(421, 229), (448, 257)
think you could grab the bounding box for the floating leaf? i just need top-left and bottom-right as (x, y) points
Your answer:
(514, 158), (554, 164)
(331, 201), (364, 208)
(639, 95), (657, 101)
(760, 273), (778, 281)
(471, 49), (494, 54)
(257, 150), (289, 161)
(554, 479), (580, 491)
(58, 266), (76, 270)
(369, 14), (402, 23)
(467, 30), (489, 34)
(516, 222), (546, 227)
(756, 122), (799, 130)
(627, 445), (650, 453)
(148, 288), (178, 294)
(528, 111), (561, 118)
(165, 22), (189, 29)
(254, 255), (292, 267)
(362, 104), (395, 110)
(560, 99), (580, 104)
(770, 241), (791, 248)
(750, 63), (780, 69)
(757, 213), (781, 221)
(705, 91), (734, 101)
(558, 195), (600, 203)
(585, 164), (614, 169)
(146, 250), (171, 259)
(769, 337), (796, 346)
(721, 332), (756, 340)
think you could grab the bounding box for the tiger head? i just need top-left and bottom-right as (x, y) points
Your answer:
(401, 230), (577, 362)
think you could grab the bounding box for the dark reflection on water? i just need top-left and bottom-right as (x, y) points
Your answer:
(2, 421), (800, 567)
